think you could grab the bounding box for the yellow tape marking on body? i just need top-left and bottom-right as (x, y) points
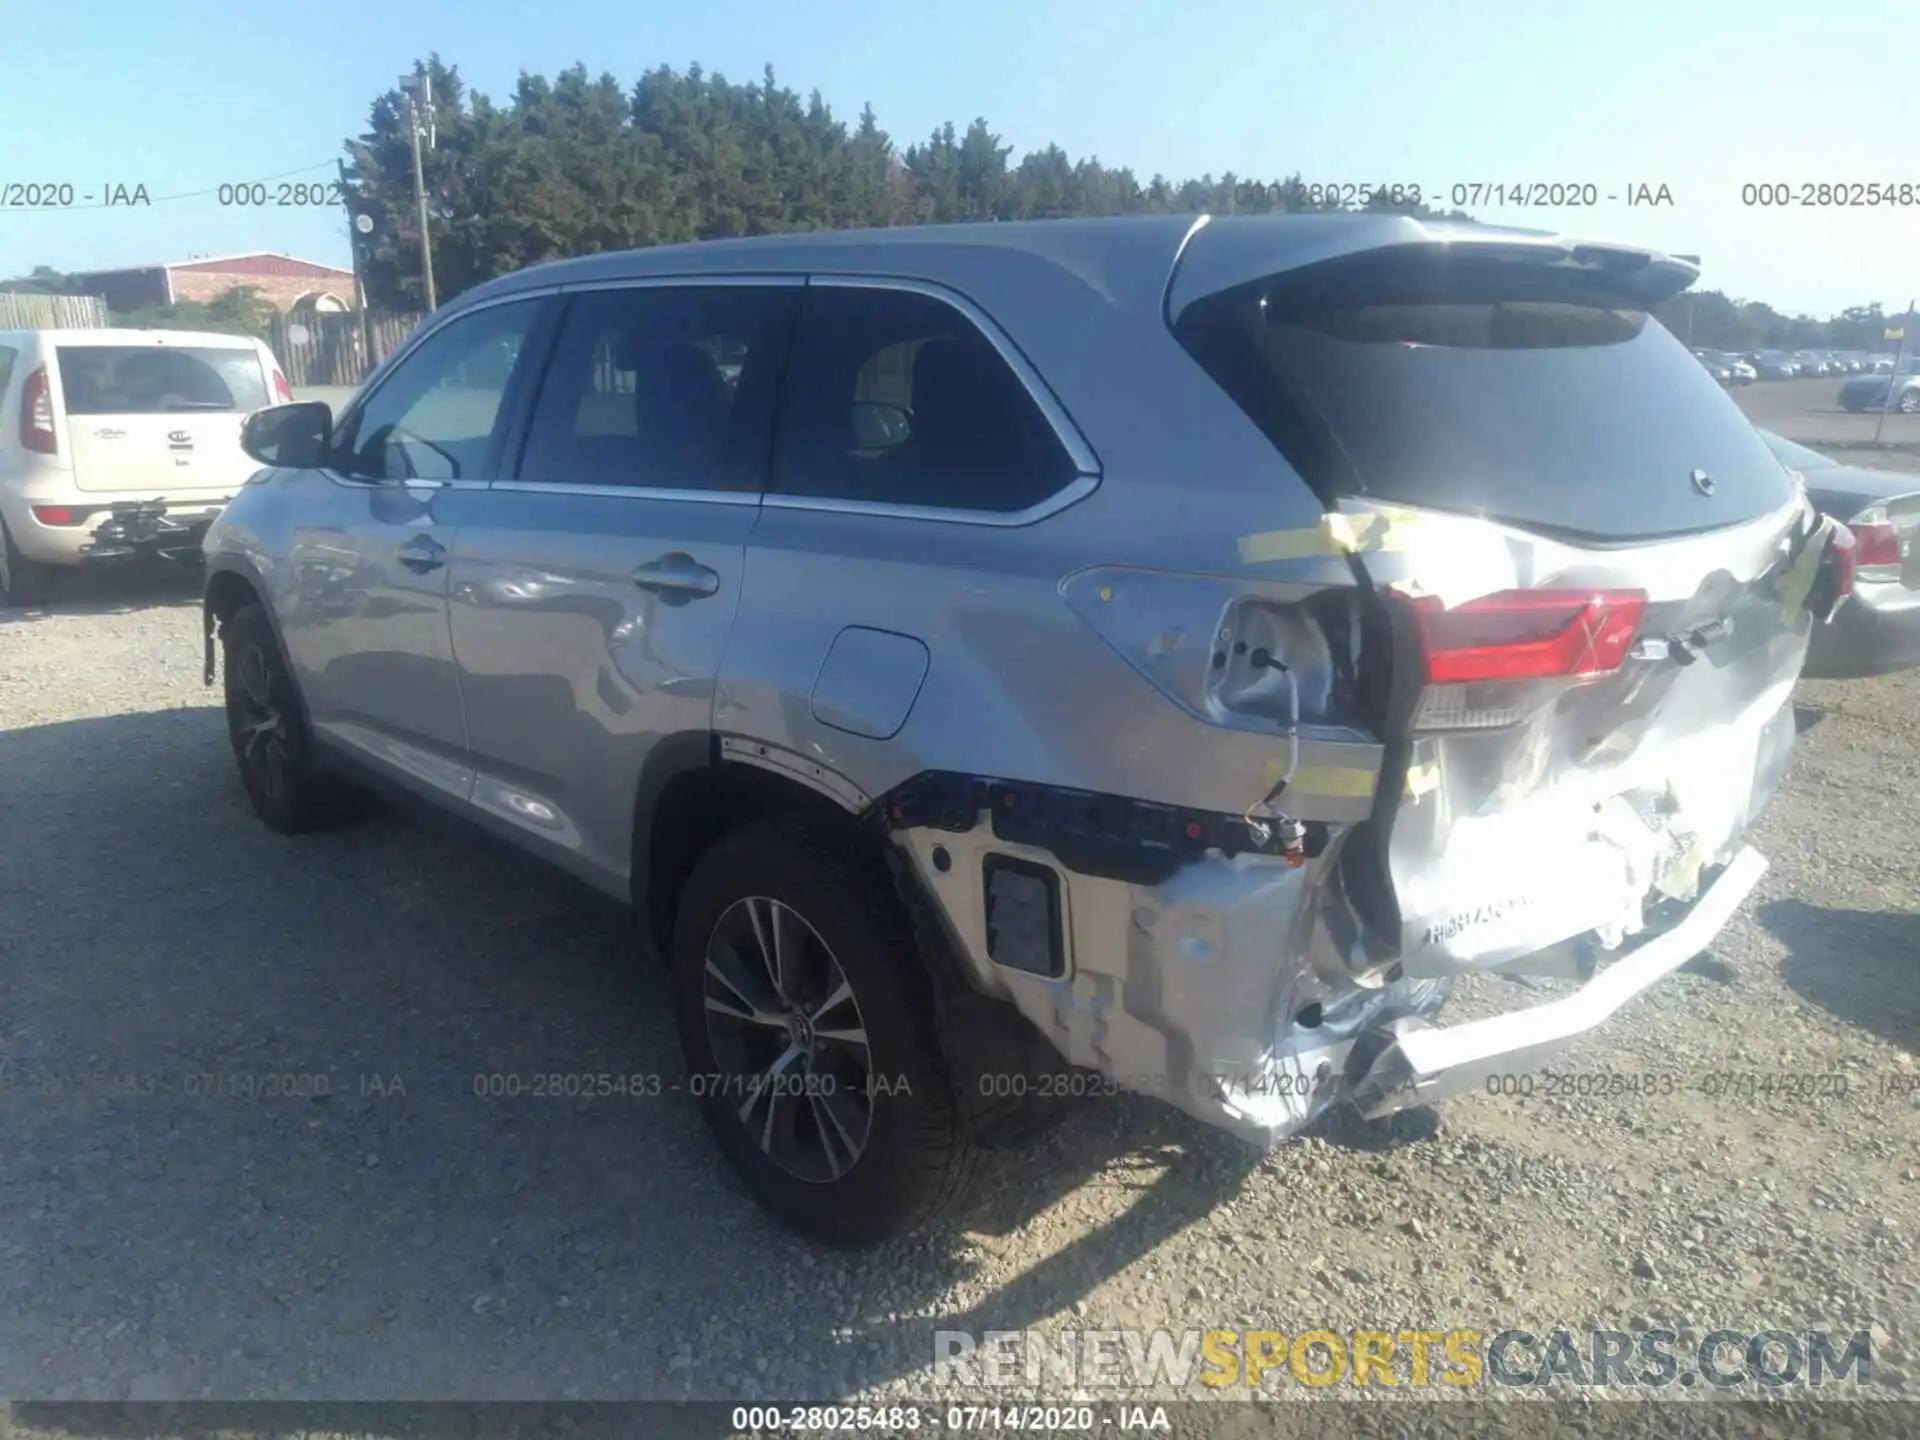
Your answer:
(1237, 507), (1426, 566)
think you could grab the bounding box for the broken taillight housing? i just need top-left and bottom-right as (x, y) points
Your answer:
(1405, 588), (1647, 684)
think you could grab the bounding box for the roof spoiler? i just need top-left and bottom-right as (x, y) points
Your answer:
(1165, 214), (1701, 322)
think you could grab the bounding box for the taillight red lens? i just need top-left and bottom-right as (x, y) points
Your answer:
(272, 370), (293, 403)
(19, 366), (56, 454)
(30, 505), (82, 526)
(1850, 521), (1899, 569)
(1408, 588), (1648, 684)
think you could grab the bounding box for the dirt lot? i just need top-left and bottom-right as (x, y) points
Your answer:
(0, 567), (1915, 1431)
(1733, 377), (1920, 474)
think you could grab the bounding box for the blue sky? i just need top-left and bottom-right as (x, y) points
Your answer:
(1, 0), (1913, 316)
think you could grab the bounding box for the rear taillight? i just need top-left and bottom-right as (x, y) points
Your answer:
(1846, 500), (1914, 579)
(272, 369), (293, 403)
(1405, 588), (1647, 685)
(19, 366), (56, 454)
(30, 505), (85, 526)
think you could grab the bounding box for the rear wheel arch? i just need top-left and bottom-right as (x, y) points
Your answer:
(634, 744), (874, 961)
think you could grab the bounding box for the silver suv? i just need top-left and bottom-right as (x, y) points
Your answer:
(202, 214), (1855, 1248)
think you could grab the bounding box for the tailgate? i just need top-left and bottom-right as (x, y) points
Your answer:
(1171, 227), (1827, 977)
(56, 343), (269, 495)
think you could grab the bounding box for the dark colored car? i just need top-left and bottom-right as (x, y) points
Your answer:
(1761, 429), (1920, 677)
(1839, 361), (1920, 414)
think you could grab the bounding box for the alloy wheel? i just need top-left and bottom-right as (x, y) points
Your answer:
(233, 642), (291, 801)
(701, 895), (874, 1184)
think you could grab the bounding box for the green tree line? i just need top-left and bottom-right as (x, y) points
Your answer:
(3, 55), (1906, 355)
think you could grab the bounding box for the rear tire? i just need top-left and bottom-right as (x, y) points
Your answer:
(222, 601), (368, 833)
(0, 521), (56, 608)
(1900, 388), (1920, 415)
(670, 816), (981, 1249)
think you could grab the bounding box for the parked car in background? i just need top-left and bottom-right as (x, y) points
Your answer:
(1752, 351), (1799, 380)
(1869, 354), (1896, 374)
(0, 327), (292, 605)
(1839, 359), (1920, 414)
(1792, 353), (1830, 378)
(1727, 356), (1757, 385)
(200, 214), (1853, 1247)
(1692, 349), (1733, 384)
(1761, 429), (1920, 676)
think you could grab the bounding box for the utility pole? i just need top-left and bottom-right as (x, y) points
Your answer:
(338, 157), (375, 377)
(399, 71), (438, 312)
(1875, 300), (1915, 445)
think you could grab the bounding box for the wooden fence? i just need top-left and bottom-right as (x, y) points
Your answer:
(0, 292), (111, 328)
(266, 310), (425, 387)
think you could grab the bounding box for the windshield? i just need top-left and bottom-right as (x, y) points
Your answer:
(56, 345), (269, 415)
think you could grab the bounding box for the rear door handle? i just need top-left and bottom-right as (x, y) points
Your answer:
(633, 552), (720, 598)
(397, 533), (447, 574)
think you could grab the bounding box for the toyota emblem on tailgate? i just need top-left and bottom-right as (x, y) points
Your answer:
(1690, 468), (1716, 496)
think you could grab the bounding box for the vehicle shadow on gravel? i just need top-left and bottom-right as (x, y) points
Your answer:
(1760, 898), (1920, 1056)
(0, 562), (200, 625)
(0, 708), (1263, 1407)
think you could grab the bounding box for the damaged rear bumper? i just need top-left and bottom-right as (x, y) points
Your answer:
(1345, 845), (1766, 1118)
(888, 776), (1774, 1148)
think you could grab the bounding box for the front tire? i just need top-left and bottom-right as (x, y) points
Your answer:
(222, 601), (367, 833)
(1900, 388), (1920, 415)
(0, 521), (57, 607)
(670, 816), (980, 1248)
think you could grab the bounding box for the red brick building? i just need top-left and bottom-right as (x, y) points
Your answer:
(70, 253), (359, 315)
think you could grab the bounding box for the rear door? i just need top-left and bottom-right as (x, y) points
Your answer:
(445, 279), (801, 891)
(55, 339), (272, 494)
(1173, 239), (1827, 977)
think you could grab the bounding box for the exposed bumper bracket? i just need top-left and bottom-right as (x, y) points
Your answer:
(1348, 845), (1768, 1116)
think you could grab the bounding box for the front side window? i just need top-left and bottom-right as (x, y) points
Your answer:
(515, 284), (800, 492)
(338, 301), (542, 481)
(770, 286), (1079, 513)
(55, 345), (268, 415)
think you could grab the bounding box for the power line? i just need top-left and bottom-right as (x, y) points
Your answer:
(2, 160), (342, 213)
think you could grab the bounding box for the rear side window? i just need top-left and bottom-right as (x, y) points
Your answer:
(55, 345), (268, 415)
(1174, 249), (1797, 541)
(770, 285), (1078, 513)
(515, 284), (799, 492)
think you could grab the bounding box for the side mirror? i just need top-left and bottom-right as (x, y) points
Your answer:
(241, 402), (333, 469)
(849, 400), (912, 452)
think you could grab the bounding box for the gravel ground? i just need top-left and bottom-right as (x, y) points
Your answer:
(0, 565), (1915, 1435)
(1732, 378), (1920, 469)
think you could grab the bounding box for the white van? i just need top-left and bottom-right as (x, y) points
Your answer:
(0, 328), (291, 604)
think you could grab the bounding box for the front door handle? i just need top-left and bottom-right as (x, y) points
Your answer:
(397, 533), (447, 574)
(633, 552), (720, 598)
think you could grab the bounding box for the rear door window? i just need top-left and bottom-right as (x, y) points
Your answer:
(56, 345), (269, 414)
(770, 285), (1079, 514)
(1174, 249), (1797, 541)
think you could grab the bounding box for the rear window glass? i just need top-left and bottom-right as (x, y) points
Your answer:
(56, 345), (268, 415)
(1174, 251), (1797, 542)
